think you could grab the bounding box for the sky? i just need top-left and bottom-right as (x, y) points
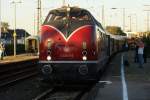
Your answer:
(1, 0), (150, 35)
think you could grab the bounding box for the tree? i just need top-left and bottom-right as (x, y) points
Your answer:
(1, 22), (30, 40)
(106, 26), (126, 36)
(1, 22), (9, 33)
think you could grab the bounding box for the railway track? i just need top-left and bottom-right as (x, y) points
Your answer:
(32, 84), (93, 100)
(0, 59), (38, 87)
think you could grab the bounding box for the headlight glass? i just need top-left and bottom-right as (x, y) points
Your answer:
(47, 56), (51, 61)
(82, 56), (87, 61)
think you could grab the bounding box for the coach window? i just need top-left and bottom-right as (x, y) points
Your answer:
(98, 31), (101, 40)
(96, 30), (100, 40)
(100, 32), (104, 40)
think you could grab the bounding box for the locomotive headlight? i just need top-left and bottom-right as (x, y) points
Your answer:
(47, 40), (52, 55)
(47, 56), (51, 61)
(47, 40), (52, 49)
(82, 56), (87, 61)
(82, 41), (87, 49)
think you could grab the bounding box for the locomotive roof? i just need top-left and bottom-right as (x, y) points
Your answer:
(46, 6), (105, 34)
(50, 6), (90, 16)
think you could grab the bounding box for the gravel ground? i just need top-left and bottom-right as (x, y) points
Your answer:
(0, 76), (51, 100)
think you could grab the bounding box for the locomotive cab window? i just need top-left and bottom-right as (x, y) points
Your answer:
(43, 7), (94, 38)
(44, 8), (92, 23)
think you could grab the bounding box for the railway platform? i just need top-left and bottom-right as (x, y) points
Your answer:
(0, 54), (38, 65)
(0, 54), (39, 88)
(84, 51), (150, 100)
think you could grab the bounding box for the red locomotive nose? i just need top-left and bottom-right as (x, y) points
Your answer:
(63, 46), (69, 52)
(40, 25), (97, 61)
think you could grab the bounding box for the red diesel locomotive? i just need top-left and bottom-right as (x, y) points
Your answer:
(39, 6), (125, 82)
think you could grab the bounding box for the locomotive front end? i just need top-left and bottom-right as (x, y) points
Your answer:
(39, 7), (99, 82)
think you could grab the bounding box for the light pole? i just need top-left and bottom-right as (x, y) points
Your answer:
(24, 30), (26, 52)
(144, 10), (150, 32)
(37, 0), (42, 36)
(134, 14), (137, 32)
(63, 0), (65, 6)
(128, 15), (132, 32)
(102, 5), (105, 27)
(109, 14), (112, 26)
(111, 8), (118, 26)
(11, 1), (21, 57)
(147, 11), (150, 32)
(123, 8), (125, 31)
(37, 0), (41, 55)
(111, 8), (126, 31)
(131, 13), (137, 32)
(144, 5), (150, 32)
(0, 0), (1, 41)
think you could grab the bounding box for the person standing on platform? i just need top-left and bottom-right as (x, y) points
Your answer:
(0, 42), (4, 60)
(137, 39), (144, 68)
(123, 41), (129, 66)
(2, 42), (6, 57)
(134, 42), (139, 63)
(143, 42), (147, 63)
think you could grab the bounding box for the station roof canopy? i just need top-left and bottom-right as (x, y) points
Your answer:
(26, 36), (39, 40)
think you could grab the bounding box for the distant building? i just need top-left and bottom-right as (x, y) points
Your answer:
(1, 29), (30, 44)
(125, 32), (139, 38)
